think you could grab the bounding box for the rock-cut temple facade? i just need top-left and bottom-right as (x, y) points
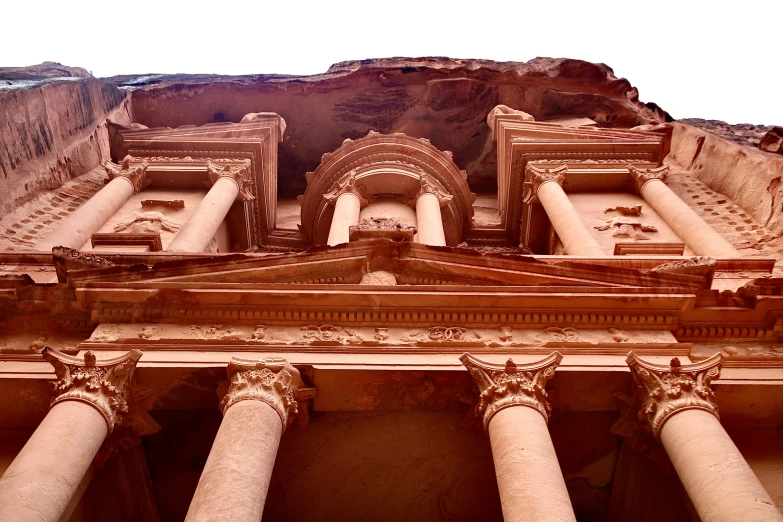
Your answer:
(0, 58), (782, 521)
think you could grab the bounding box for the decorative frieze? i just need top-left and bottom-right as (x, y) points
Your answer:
(43, 347), (142, 433)
(221, 357), (316, 429)
(461, 352), (563, 430)
(104, 155), (151, 194)
(206, 159), (255, 201)
(629, 164), (669, 193)
(626, 352), (722, 438)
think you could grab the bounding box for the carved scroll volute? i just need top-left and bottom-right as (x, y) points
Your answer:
(523, 164), (567, 204)
(323, 170), (369, 208)
(207, 159), (255, 201)
(626, 352), (722, 438)
(628, 164), (669, 193)
(43, 347), (143, 434)
(460, 352), (563, 431)
(104, 155), (151, 194)
(221, 357), (316, 430)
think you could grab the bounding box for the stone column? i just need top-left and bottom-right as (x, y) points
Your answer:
(461, 352), (576, 522)
(35, 156), (149, 251)
(627, 353), (783, 522)
(185, 357), (316, 521)
(167, 160), (254, 252)
(324, 171), (367, 246)
(0, 348), (142, 522)
(525, 165), (604, 257)
(629, 165), (740, 257)
(413, 174), (452, 246)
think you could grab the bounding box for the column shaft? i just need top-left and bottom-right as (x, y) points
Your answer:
(537, 182), (604, 256)
(0, 402), (108, 522)
(415, 192), (446, 246)
(35, 177), (135, 251)
(640, 180), (739, 257)
(327, 192), (361, 246)
(185, 400), (282, 521)
(660, 410), (783, 522)
(168, 177), (238, 252)
(488, 406), (577, 522)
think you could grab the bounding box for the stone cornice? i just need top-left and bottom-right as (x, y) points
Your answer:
(104, 155), (150, 194)
(629, 164), (669, 193)
(461, 352), (563, 430)
(43, 347), (142, 433)
(626, 352), (722, 438)
(221, 357), (316, 430)
(206, 159), (255, 201)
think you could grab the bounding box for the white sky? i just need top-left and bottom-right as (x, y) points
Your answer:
(3, 0), (782, 124)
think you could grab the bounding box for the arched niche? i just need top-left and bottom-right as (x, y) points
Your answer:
(300, 131), (475, 246)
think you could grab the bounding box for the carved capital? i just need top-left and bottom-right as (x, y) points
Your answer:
(43, 347), (142, 433)
(629, 164), (669, 193)
(221, 357), (316, 430)
(323, 170), (369, 208)
(523, 164), (567, 204)
(207, 159), (255, 201)
(104, 155), (150, 194)
(460, 352), (563, 431)
(626, 352), (722, 438)
(412, 173), (453, 207)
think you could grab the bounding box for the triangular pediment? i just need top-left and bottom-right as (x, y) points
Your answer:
(65, 239), (709, 292)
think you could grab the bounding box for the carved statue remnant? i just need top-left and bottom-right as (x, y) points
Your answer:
(595, 217), (658, 240)
(114, 212), (180, 234)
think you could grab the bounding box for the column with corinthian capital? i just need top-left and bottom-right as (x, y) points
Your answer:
(185, 358), (316, 521)
(626, 353), (783, 522)
(413, 173), (452, 246)
(167, 160), (254, 252)
(36, 156), (150, 251)
(0, 348), (143, 522)
(629, 165), (739, 257)
(525, 165), (605, 256)
(461, 352), (576, 522)
(324, 171), (368, 246)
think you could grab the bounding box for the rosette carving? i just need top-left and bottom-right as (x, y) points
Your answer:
(221, 357), (316, 430)
(43, 347), (142, 433)
(207, 159), (255, 201)
(626, 352), (722, 438)
(460, 352), (563, 431)
(104, 155), (151, 194)
(628, 164), (669, 193)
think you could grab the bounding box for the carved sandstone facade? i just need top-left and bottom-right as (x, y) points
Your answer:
(1, 58), (783, 521)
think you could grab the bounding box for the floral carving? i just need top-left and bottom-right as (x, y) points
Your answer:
(104, 155), (151, 194)
(429, 326), (467, 341)
(323, 170), (369, 207)
(300, 324), (362, 344)
(461, 352), (563, 430)
(498, 326), (513, 342)
(43, 347), (142, 433)
(412, 173), (453, 207)
(544, 327), (580, 342)
(628, 164), (669, 192)
(651, 257), (716, 272)
(524, 164), (567, 204)
(626, 352), (722, 438)
(207, 159), (255, 201)
(354, 217), (415, 231)
(221, 357), (316, 429)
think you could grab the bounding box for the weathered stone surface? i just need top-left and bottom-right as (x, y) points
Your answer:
(679, 118), (775, 149)
(760, 126), (783, 155)
(108, 57), (670, 194)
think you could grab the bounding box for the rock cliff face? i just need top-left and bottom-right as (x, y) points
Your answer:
(107, 57), (671, 195)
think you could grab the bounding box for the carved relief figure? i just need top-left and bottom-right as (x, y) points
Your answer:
(114, 212), (181, 234)
(595, 217), (658, 240)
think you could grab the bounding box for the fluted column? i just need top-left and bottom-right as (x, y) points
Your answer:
(35, 156), (149, 251)
(461, 353), (576, 522)
(185, 357), (316, 521)
(0, 348), (142, 522)
(627, 353), (783, 522)
(324, 171), (367, 246)
(168, 160), (254, 252)
(414, 174), (452, 246)
(629, 165), (740, 257)
(525, 165), (604, 256)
